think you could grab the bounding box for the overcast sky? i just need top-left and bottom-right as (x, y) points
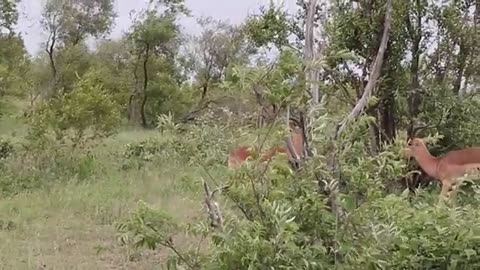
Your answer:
(15, 0), (297, 56)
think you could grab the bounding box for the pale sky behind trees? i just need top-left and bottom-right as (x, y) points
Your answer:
(15, 0), (297, 55)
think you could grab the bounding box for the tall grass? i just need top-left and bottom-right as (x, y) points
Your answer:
(0, 110), (208, 269)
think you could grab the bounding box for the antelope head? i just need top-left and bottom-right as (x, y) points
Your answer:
(403, 137), (427, 158)
(288, 117), (303, 134)
(404, 121), (430, 158)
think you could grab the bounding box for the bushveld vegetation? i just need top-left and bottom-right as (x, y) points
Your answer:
(1, 0), (480, 269)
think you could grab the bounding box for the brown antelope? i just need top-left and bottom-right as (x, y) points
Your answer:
(403, 137), (480, 200)
(227, 118), (307, 170)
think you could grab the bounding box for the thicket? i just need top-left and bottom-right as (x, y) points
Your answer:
(1, 0), (480, 268)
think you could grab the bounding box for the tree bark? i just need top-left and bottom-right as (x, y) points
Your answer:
(378, 92), (396, 143)
(45, 26), (58, 99)
(405, 0), (423, 138)
(128, 53), (143, 126)
(304, 0), (319, 104)
(140, 44), (150, 128)
(453, 41), (468, 95)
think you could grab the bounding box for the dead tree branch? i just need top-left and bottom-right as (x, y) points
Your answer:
(334, 0), (393, 139)
(180, 99), (220, 123)
(202, 180), (224, 231)
(321, 0), (393, 230)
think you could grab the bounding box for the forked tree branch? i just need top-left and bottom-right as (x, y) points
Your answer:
(334, 0), (393, 139)
(202, 180), (224, 231)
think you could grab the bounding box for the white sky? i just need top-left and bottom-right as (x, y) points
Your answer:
(15, 0), (297, 56)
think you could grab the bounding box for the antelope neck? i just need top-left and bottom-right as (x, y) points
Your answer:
(413, 145), (439, 179)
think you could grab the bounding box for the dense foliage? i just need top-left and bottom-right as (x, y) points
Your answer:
(1, 0), (480, 268)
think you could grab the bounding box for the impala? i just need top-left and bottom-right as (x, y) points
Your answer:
(227, 118), (307, 170)
(403, 137), (480, 200)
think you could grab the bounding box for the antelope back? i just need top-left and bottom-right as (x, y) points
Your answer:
(259, 145), (287, 162)
(227, 146), (252, 169)
(442, 147), (480, 166)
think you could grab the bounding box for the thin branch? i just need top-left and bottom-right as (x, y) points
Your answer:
(161, 240), (197, 269)
(410, 106), (452, 137)
(198, 163), (252, 221)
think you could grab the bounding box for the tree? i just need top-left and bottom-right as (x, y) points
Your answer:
(30, 68), (122, 147)
(127, 5), (186, 127)
(91, 38), (132, 112)
(40, 0), (115, 97)
(0, 34), (29, 97)
(0, 0), (29, 98)
(244, 1), (293, 51)
(0, 0), (18, 35)
(188, 17), (255, 102)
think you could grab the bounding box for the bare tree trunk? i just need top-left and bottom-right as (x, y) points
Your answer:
(304, 0), (320, 104)
(453, 42), (468, 95)
(45, 28), (58, 99)
(405, 0), (423, 138)
(201, 83), (208, 101)
(453, 5), (475, 95)
(140, 45), (150, 128)
(471, 0), (480, 94)
(300, 0), (322, 165)
(128, 54), (143, 126)
(335, 0), (393, 139)
(322, 1), (393, 239)
(378, 93), (396, 143)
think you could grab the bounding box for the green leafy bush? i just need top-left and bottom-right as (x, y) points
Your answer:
(115, 112), (480, 269)
(0, 140), (98, 196)
(29, 68), (122, 147)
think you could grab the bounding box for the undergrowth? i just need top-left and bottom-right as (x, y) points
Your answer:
(113, 112), (480, 269)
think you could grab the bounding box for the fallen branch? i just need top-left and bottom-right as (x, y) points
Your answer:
(180, 99), (221, 123)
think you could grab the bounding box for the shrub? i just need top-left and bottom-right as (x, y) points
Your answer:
(114, 113), (480, 269)
(29, 68), (122, 147)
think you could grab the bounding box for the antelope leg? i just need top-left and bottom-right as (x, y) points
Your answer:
(447, 180), (460, 203)
(438, 180), (452, 203)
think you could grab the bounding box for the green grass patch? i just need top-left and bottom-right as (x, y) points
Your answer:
(0, 127), (208, 269)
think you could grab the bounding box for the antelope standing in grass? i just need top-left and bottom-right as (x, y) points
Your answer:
(227, 118), (308, 171)
(403, 137), (480, 201)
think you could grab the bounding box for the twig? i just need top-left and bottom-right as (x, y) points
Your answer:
(144, 224), (197, 269)
(410, 106), (452, 138)
(329, 1), (393, 265)
(161, 239), (198, 270)
(198, 162), (252, 221)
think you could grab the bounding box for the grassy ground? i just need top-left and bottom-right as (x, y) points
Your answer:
(0, 99), (208, 269)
